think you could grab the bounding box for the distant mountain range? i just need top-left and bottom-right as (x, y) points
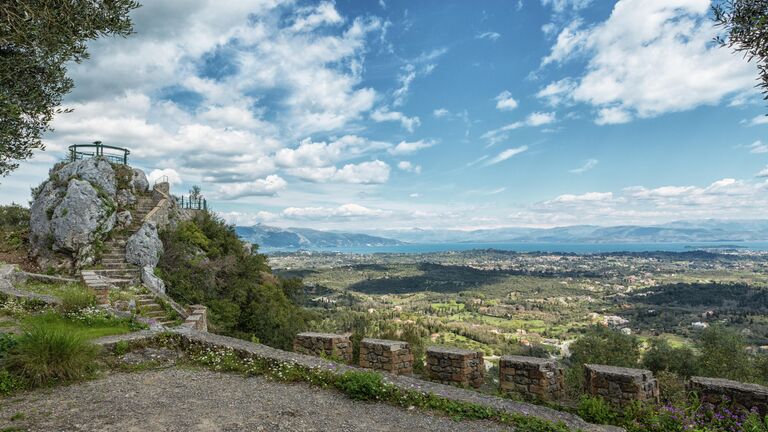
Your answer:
(368, 219), (768, 244)
(236, 220), (768, 250)
(235, 224), (404, 249)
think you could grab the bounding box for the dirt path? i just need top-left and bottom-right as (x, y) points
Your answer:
(0, 368), (515, 431)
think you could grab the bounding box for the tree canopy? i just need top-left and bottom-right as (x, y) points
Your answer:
(713, 0), (768, 103)
(0, 0), (139, 176)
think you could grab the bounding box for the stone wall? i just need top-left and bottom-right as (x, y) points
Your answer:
(293, 332), (352, 363)
(426, 346), (484, 388)
(182, 305), (208, 332)
(500, 355), (564, 401)
(689, 376), (768, 414)
(584, 364), (659, 405)
(359, 338), (413, 375)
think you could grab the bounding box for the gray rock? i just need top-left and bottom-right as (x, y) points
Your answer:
(28, 181), (65, 256)
(116, 189), (136, 207)
(126, 222), (163, 267)
(50, 179), (115, 253)
(141, 265), (166, 294)
(131, 168), (149, 193)
(116, 210), (132, 229)
(120, 347), (179, 366)
(55, 158), (117, 197)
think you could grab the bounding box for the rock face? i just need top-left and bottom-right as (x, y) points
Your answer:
(126, 222), (163, 268)
(141, 265), (166, 294)
(29, 157), (154, 271)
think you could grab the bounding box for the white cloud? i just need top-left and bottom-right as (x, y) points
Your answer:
(541, 0), (759, 123)
(288, 160), (390, 184)
(274, 136), (388, 168)
(747, 140), (768, 154)
(433, 108), (450, 118)
(757, 166), (768, 178)
(552, 191), (613, 203)
(569, 159), (598, 174)
(482, 112), (556, 145)
(536, 79), (577, 106)
(541, 0), (593, 13)
(485, 146), (528, 165)
(147, 168), (182, 186)
(745, 115), (768, 126)
(289, 1), (343, 33)
(494, 90), (518, 111)
(398, 161), (422, 174)
(283, 203), (390, 219)
(476, 31), (501, 42)
(371, 108), (421, 132)
(392, 48), (447, 107)
(216, 175), (287, 199)
(388, 140), (436, 155)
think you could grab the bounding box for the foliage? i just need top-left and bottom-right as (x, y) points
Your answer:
(336, 370), (388, 401)
(697, 325), (755, 383)
(57, 285), (96, 314)
(713, 0), (768, 104)
(158, 211), (312, 349)
(0, 332), (17, 361)
(5, 325), (100, 387)
(569, 325), (640, 368)
(577, 396), (618, 425)
(0, 204), (29, 252)
(0, 0), (140, 175)
(643, 338), (698, 378)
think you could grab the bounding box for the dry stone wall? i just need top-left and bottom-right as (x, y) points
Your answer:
(293, 332), (352, 363)
(689, 376), (768, 414)
(426, 346), (484, 388)
(359, 338), (413, 375)
(584, 364), (659, 405)
(500, 355), (564, 401)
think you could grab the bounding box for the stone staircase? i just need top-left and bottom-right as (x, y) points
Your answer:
(135, 293), (176, 327)
(96, 195), (157, 286)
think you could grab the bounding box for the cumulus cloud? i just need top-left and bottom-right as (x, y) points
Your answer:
(540, 0), (759, 124)
(288, 160), (390, 184)
(397, 161), (422, 174)
(283, 203), (390, 219)
(745, 115), (768, 126)
(216, 175), (287, 199)
(494, 90), (518, 111)
(147, 168), (182, 186)
(388, 140), (436, 155)
(551, 191), (612, 203)
(485, 146), (528, 166)
(747, 141), (768, 154)
(541, 0), (593, 14)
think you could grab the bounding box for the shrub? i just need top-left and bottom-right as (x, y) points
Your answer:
(577, 395), (618, 425)
(58, 285), (96, 314)
(0, 332), (18, 360)
(642, 339), (698, 378)
(569, 325), (640, 368)
(0, 370), (22, 394)
(336, 370), (390, 401)
(6, 326), (100, 387)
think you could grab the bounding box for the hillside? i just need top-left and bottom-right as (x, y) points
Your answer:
(235, 224), (404, 249)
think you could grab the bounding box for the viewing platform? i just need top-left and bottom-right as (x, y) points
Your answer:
(68, 141), (130, 165)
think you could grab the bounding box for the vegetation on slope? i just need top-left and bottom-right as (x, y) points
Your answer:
(157, 211), (312, 349)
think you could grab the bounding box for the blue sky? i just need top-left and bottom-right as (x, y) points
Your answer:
(2, 0), (767, 230)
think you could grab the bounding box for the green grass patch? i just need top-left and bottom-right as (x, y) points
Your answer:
(21, 311), (139, 340)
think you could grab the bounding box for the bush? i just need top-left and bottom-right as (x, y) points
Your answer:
(58, 285), (96, 314)
(569, 325), (640, 368)
(336, 371), (390, 401)
(642, 339), (698, 378)
(0, 332), (17, 360)
(5, 326), (100, 387)
(577, 395), (617, 425)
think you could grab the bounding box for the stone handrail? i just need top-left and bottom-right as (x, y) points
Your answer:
(0, 265), (61, 305)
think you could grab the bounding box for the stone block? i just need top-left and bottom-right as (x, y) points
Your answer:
(293, 332), (352, 363)
(689, 376), (768, 415)
(584, 364), (659, 405)
(426, 346), (484, 388)
(359, 338), (413, 375)
(499, 355), (564, 401)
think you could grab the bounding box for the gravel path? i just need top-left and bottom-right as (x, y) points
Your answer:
(0, 368), (515, 431)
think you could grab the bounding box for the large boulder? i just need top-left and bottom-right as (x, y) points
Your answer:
(54, 158), (117, 197)
(126, 222), (163, 268)
(51, 179), (115, 252)
(131, 168), (149, 193)
(141, 265), (166, 294)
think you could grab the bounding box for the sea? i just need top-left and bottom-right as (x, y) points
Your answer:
(261, 241), (768, 255)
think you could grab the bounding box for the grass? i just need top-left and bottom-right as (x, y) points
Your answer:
(21, 312), (137, 340)
(15, 280), (85, 298)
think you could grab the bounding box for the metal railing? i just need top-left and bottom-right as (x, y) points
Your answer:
(68, 141), (130, 165)
(177, 195), (207, 211)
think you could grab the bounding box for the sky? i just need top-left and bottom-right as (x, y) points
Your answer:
(2, 0), (768, 231)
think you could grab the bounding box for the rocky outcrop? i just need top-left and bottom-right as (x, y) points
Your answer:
(141, 265), (166, 294)
(126, 222), (163, 268)
(29, 157), (154, 272)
